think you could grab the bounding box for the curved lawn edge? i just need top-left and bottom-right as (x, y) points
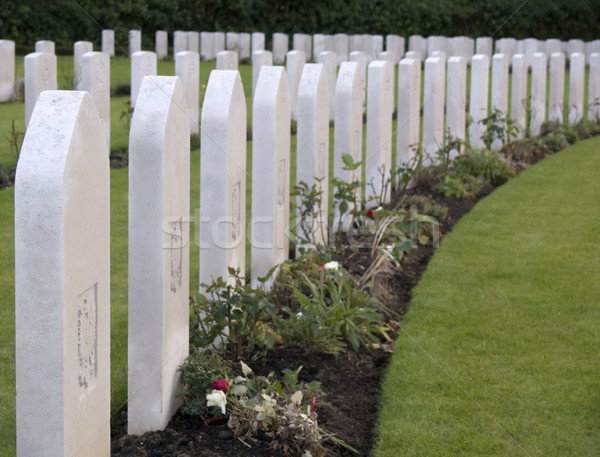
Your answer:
(375, 137), (600, 456)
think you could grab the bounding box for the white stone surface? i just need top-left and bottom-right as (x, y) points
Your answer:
(334, 61), (363, 228)
(349, 35), (361, 53)
(475, 37), (493, 56)
(24, 52), (57, 128)
(446, 56), (466, 157)
(286, 50), (306, 120)
(408, 35), (427, 60)
(568, 52), (585, 125)
(588, 53), (600, 120)
(15, 90), (110, 457)
(365, 60), (394, 206)
(545, 38), (562, 55)
(251, 66), (290, 287)
(174, 31), (188, 55)
(0, 40), (15, 102)
(567, 39), (585, 57)
(523, 38), (539, 63)
(74, 41), (93, 90)
(213, 32), (226, 55)
(405, 50), (420, 60)
(200, 70), (247, 288)
(82, 51), (110, 147)
(128, 76), (190, 435)
(386, 35), (405, 59)
(35, 40), (55, 54)
(530, 52), (547, 136)
(548, 52), (566, 123)
(361, 34), (374, 62)
(273, 33), (289, 64)
(129, 30), (142, 55)
(296, 64), (329, 247)
(130, 51), (157, 107)
(101, 29), (114, 56)
(156, 30), (168, 59)
(187, 32), (200, 53)
(324, 35), (335, 52)
(397, 57), (421, 168)
(491, 53), (510, 150)
(469, 54), (490, 149)
(430, 50), (446, 62)
(422, 56), (445, 163)
(293, 33), (311, 60)
(317, 51), (337, 121)
(378, 51), (399, 64)
(240, 33), (251, 59)
(334, 33), (349, 64)
(252, 50), (273, 97)
(216, 50), (238, 70)
(252, 32), (266, 54)
(200, 32), (214, 60)
(313, 34), (326, 60)
(510, 54), (528, 138)
(226, 32), (240, 54)
(427, 36), (446, 57)
(496, 38), (517, 60)
(349, 51), (367, 113)
(373, 35), (384, 59)
(175, 51), (200, 134)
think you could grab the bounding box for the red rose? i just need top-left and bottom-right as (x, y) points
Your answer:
(213, 379), (229, 392)
(367, 209), (374, 218)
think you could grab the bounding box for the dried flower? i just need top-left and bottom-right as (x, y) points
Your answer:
(323, 261), (339, 271)
(213, 379), (229, 392)
(206, 389), (227, 415)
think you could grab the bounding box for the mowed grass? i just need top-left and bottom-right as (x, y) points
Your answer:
(375, 136), (600, 456)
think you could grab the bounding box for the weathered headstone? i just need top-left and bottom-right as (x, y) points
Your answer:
(286, 50), (306, 120)
(74, 41), (93, 90)
(101, 29), (115, 56)
(81, 51), (110, 147)
(240, 33), (251, 59)
(548, 52), (566, 123)
(200, 32), (214, 60)
(0, 40), (15, 102)
(334, 33), (349, 64)
(349, 51), (367, 112)
(213, 32), (226, 55)
(530, 52), (547, 136)
(496, 38), (517, 60)
(293, 33), (311, 60)
(510, 54), (528, 138)
(427, 36), (446, 58)
(187, 32), (200, 53)
(523, 38), (539, 63)
(226, 32), (240, 54)
(129, 30), (142, 55)
(174, 31), (188, 55)
(296, 64), (329, 247)
(365, 60), (394, 206)
(588, 53), (600, 120)
(251, 66), (290, 287)
(16, 90), (110, 457)
(252, 32), (266, 54)
(446, 56), (466, 157)
(469, 54), (490, 149)
(175, 51), (200, 134)
(490, 53), (509, 149)
(128, 76), (190, 434)
(317, 51), (337, 121)
(273, 33), (289, 64)
(252, 50), (273, 97)
(568, 52), (585, 125)
(35, 40), (55, 54)
(200, 70), (247, 288)
(408, 35), (426, 60)
(216, 50), (238, 70)
(156, 30), (168, 59)
(131, 51), (157, 107)
(386, 35), (405, 60)
(24, 52), (57, 128)
(397, 57), (421, 169)
(475, 37), (493, 56)
(422, 56), (445, 164)
(313, 34), (326, 60)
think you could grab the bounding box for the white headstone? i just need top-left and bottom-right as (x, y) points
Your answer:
(273, 33), (289, 64)
(397, 57), (421, 169)
(361, 34), (374, 62)
(405, 50), (420, 60)
(128, 76), (190, 434)
(73, 41), (93, 90)
(446, 56), (466, 157)
(349, 35), (361, 53)
(510, 54), (528, 138)
(130, 51), (157, 107)
(349, 51), (367, 113)
(317, 51), (337, 121)
(430, 50), (446, 62)
(187, 32), (200, 53)
(252, 50), (273, 97)
(386, 35), (405, 60)
(296, 64), (329, 247)
(313, 34), (326, 60)
(156, 30), (168, 59)
(530, 52), (547, 136)
(175, 51), (200, 134)
(251, 66), (290, 287)
(334, 33), (349, 64)
(252, 32), (266, 54)
(567, 39), (585, 57)
(378, 51), (399, 64)
(129, 30), (142, 55)
(293, 33), (312, 60)
(373, 35), (384, 59)
(81, 51), (110, 148)
(523, 38), (539, 63)
(588, 53), (600, 120)
(174, 31), (188, 55)
(469, 54), (490, 149)
(408, 35), (426, 60)
(545, 38), (562, 56)
(216, 50), (238, 70)
(0, 40), (15, 102)
(286, 50), (306, 120)
(24, 52), (57, 128)
(422, 56), (445, 164)
(35, 40), (55, 54)
(427, 36), (446, 57)
(101, 29), (115, 56)
(200, 32), (214, 60)
(490, 53), (510, 150)
(213, 32), (226, 55)
(16, 90), (110, 457)
(475, 37), (493, 56)
(548, 52), (566, 123)
(568, 52), (585, 125)
(200, 70), (247, 288)
(365, 60), (394, 206)
(325, 35), (336, 52)
(496, 38), (517, 60)
(240, 33), (251, 59)
(226, 32), (240, 54)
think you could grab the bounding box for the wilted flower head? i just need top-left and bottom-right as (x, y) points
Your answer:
(206, 389), (227, 415)
(323, 261), (339, 271)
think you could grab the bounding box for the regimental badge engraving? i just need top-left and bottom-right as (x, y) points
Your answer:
(170, 217), (183, 293)
(231, 181), (241, 242)
(78, 283), (98, 390)
(277, 159), (286, 207)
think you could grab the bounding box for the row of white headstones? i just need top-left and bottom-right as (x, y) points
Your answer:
(11, 35), (600, 455)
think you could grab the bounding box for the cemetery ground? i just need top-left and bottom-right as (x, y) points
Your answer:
(1, 56), (600, 456)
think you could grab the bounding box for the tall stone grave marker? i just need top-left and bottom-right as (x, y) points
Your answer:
(252, 50), (273, 97)
(469, 54), (490, 149)
(423, 56), (445, 164)
(530, 52), (547, 136)
(252, 32), (266, 54)
(35, 40), (55, 54)
(491, 53), (509, 149)
(216, 50), (238, 70)
(200, 32), (214, 60)
(334, 33), (349, 64)
(175, 51), (200, 134)
(548, 53), (565, 123)
(286, 50), (306, 120)
(129, 30), (142, 55)
(568, 52), (585, 125)
(82, 51), (110, 147)
(273, 33), (289, 64)
(427, 36), (446, 57)
(24, 52), (57, 128)
(313, 34), (326, 60)
(567, 39), (585, 57)
(131, 51), (157, 107)
(102, 29), (115, 56)
(240, 33), (251, 59)
(588, 53), (600, 120)
(476, 37), (493, 56)
(174, 31), (188, 55)
(213, 32), (226, 55)
(317, 51), (337, 121)
(251, 66), (290, 287)
(496, 38), (517, 60)
(397, 57), (421, 169)
(74, 41), (93, 90)
(226, 33), (241, 54)
(16, 90), (110, 457)
(446, 56), (466, 157)
(0, 40), (15, 102)
(510, 54), (528, 138)
(408, 35), (426, 60)
(349, 51), (367, 112)
(545, 39), (562, 55)
(187, 32), (200, 53)
(128, 76), (190, 434)
(156, 30), (168, 59)
(293, 33), (311, 60)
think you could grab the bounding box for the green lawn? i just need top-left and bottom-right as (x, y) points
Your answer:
(375, 135), (600, 456)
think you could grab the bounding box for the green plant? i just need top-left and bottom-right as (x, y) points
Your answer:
(292, 179), (329, 255)
(452, 149), (514, 187)
(111, 83), (131, 97)
(6, 119), (24, 161)
(119, 99), (134, 133)
(479, 108), (520, 150)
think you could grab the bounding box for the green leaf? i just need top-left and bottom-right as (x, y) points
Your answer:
(240, 361), (253, 376)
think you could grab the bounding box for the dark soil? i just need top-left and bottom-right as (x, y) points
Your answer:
(110, 188), (488, 457)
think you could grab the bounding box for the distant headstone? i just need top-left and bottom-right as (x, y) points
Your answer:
(128, 76), (190, 434)
(427, 36), (446, 58)
(252, 50), (273, 97)
(175, 51), (200, 134)
(545, 38), (562, 56)
(510, 54), (528, 138)
(365, 60), (394, 206)
(475, 37), (493, 56)
(240, 33), (251, 59)
(216, 50), (238, 70)
(102, 29), (115, 56)
(548, 52), (566, 123)
(361, 34), (374, 62)
(251, 66), (290, 287)
(567, 39), (585, 58)
(273, 33), (289, 64)
(317, 51), (337, 121)
(422, 56), (445, 164)
(200, 32), (214, 60)
(187, 32), (200, 53)
(313, 34), (326, 59)
(349, 35), (361, 53)
(0, 40), (15, 102)
(386, 35), (405, 60)
(349, 51), (367, 112)
(373, 35), (384, 58)
(16, 90), (110, 457)
(588, 53), (600, 120)
(523, 38), (539, 63)
(405, 50), (421, 60)
(430, 50), (446, 62)
(530, 52), (547, 136)
(334, 33), (349, 64)
(213, 32), (226, 55)
(200, 70), (247, 288)
(408, 35), (427, 60)
(378, 51), (399, 64)
(156, 30), (168, 59)
(469, 54), (490, 149)
(286, 50), (306, 120)
(324, 35), (335, 52)
(35, 40), (55, 54)
(173, 31), (188, 55)
(446, 56), (466, 157)
(293, 33), (311, 60)
(252, 32), (266, 54)
(81, 51), (110, 147)
(226, 32), (240, 54)
(73, 41), (93, 90)
(568, 52), (585, 125)
(129, 30), (142, 55)
(496, 38), (517, 60)
(24, 52), (57, 128)
(397, 57), (421, 169)
(130, 51), (157, 107)
(491, 53), (510, 150)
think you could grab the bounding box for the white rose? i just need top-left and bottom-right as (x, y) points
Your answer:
(206, 389), (227, 415)
(323, 261), (339, 271)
